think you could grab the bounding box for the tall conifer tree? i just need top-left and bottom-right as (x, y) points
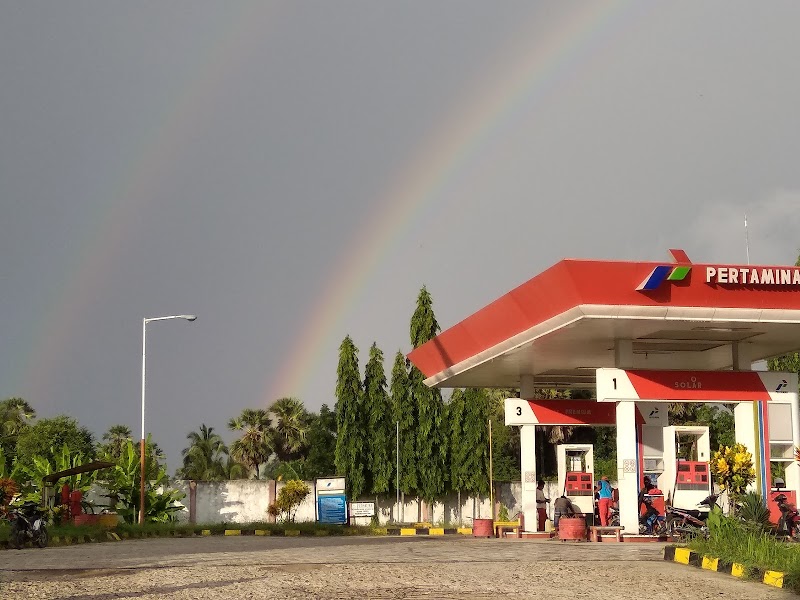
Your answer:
(334, 335), (366, 499)
(364, 343), (393, 494)
(409, 286), (447, 502)
(391, 350), (416, 495)
(447, 389), (467, 494)
(451, 388), (490, 497)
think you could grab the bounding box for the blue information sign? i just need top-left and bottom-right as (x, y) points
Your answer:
(317, 494), (347, 524)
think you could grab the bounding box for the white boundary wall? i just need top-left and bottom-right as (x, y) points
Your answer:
(86, 480), (562, 526)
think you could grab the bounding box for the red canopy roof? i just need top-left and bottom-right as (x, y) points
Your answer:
(407, 255), (800, 389)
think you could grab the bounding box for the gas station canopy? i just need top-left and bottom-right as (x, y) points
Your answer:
(408, 252), (800, 390)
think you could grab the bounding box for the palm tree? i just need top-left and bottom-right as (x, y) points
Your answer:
(0, 398), (36, 469)
(222, 456), (248, 480)
(177, 424), (229, 481)
(99, 424), (133, 460)
(228, 409), (273, 479)
(0, 397), (36, 438)
(268, 397), (309, 462)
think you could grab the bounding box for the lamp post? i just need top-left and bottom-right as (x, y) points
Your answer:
(140, 314), (196, 525)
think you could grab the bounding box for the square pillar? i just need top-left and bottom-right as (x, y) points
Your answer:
(734, 403), (762, 495)
(732, 342), (753, 371)
(614, 340), (634, 370)
(520, 424), (538, 531)
(786, 392), (800, 493)
(616, 401), (639, 533)
(520, 374), (535, 399)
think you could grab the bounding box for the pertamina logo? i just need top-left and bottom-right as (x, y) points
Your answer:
(636, 265), (691, 291)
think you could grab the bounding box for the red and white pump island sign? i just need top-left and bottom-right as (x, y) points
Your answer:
(596, 368), (797, 403)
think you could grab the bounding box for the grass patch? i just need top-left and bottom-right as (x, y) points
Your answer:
(1, 519), (378, 547)
(688, 525), (800, 589)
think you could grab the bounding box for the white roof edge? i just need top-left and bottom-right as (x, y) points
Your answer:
(422, 305), (800, 387)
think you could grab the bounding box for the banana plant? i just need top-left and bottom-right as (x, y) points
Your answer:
(14, 444), (97, 504)
(99, 437), (185, 523)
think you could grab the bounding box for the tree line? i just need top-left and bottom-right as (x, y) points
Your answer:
(4, 256), (800, 514)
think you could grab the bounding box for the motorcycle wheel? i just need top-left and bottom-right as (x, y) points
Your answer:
(792, 523), (800, 543)
(9, 520), (25, 549)
(653, 520), (667, 537)
(35, 525), (48, 549)
(666, 517), (680, 538)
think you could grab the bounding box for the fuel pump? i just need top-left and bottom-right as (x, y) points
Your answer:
(557, 444), (594, 523)
(662, 426), (711, 509)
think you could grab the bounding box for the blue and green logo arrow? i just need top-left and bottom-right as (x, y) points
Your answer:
(636, 265), (691, 291)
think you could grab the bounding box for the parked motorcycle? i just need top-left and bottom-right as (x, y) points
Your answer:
(638, 497), (666, 535)
(665, 494), (719, 540)
(773, 494), (800, 540)
(609, 505), (620, 527)
(7, 500), (49, 549)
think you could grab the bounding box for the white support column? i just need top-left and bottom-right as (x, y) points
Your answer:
(519, 374), (537, 530)
(520, 424), (538, 531)
(520, 374), (535, 399)
(734, 402), (759, 493)
(614, 340), (634, 370)
(614, 340), (638, 532)
(616, 401), (639, 533)
(787, 392), (800, 494)
(732, 342), (753, 371)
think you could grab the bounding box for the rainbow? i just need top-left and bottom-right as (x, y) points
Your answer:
(15, 2), (649, 409)
(266, 0), (646, 403)
(18, 4), (284, 404)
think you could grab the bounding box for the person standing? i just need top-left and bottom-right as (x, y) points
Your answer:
(595, 476), (613, 526)
(536, 480), (550, 531)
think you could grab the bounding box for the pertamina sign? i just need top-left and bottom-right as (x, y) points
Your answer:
(705, 266), (800, 286)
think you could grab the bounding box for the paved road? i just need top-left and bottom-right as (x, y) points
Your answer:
(1, 536), (792, 599)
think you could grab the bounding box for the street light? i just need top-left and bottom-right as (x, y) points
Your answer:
(140, 314), (196, 525)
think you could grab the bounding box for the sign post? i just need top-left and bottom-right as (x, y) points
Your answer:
(315, 477), (347, 525)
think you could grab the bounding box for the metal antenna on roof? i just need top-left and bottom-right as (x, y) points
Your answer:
(745, 213), (750, 265)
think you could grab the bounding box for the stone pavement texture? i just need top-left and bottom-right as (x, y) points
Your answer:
(1, 536), (793, 599)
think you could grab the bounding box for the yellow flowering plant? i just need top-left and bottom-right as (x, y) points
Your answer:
(710, 444), (755, 509)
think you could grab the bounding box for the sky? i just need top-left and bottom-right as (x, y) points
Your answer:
(2, 1), (800, 471)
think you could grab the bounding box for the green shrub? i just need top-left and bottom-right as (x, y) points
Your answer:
(267, 480), (310, 523)
(691, 510), (800, 590)
(737, 492), (772, 532)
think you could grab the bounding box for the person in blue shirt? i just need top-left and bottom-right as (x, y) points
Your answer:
(595, 476), (614, 526)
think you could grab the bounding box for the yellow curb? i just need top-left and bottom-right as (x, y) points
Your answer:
(701, 556), (718, 571)
(254, 530), (270, 536)
(201, 530), (212, 536)
(107, 532), (122, 541)
(400, 528), (417, 536)
(428, 528), (445, 536)
(413, 522), (433, 529)
(674, 547), (692, 565)
(314, 530), (330, 536)
(372, 528), (388, 535)
(731, 563), (746, 578)
(285, 530), (301, 537)
(224, 530), (241, 536)
(457, 528), (472, 535)
(763, 571), (784, 588)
